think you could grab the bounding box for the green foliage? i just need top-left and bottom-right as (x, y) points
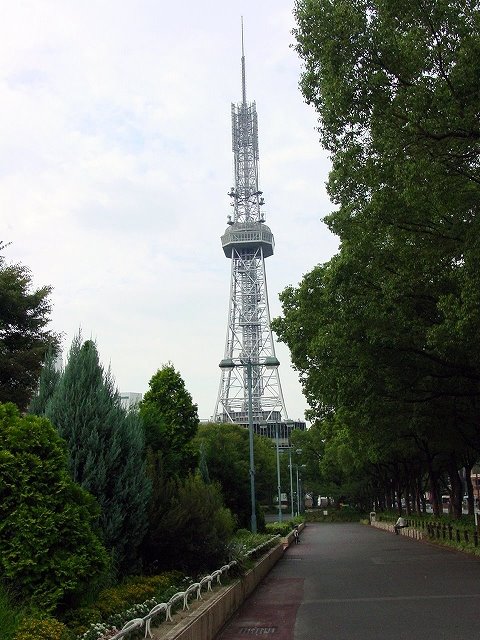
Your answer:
(63, 572), (181, 636)
(139, 364), (199, 478)
(0, 583), (23, 640)
(13, 617), (72, 640)
(44, 335), (151, 576)
(272, 0), (480, 510)
(28, 346), (61, 416)
(306, 510), (366, 523)
(0, 403), (110, 612)
(0, 243), (59, 411)
(143, 471), (235, 574)
(265, 519), (302, 537)
(227, 530), (281, 574)
(194, 422), (275, 530)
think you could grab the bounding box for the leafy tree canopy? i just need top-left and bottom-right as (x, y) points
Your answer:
(139, 363), (199, 478)
(194, 422), (275, 530)
(0, 242), (59, 411)
(270, 1), (480, 512)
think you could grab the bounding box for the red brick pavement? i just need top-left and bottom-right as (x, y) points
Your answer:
(215, 576), (304, 639)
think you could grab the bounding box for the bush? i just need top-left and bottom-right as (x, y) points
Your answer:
(62, 572), (182, 636)
(94, 573), (182, 619)
(266, 518), (303, 537)
(143, 473), (235, 574)
(13, 617), (72, 640)
(0, 403), (110, 612)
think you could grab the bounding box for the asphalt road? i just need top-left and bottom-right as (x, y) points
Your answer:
(216, 522), (480, 639)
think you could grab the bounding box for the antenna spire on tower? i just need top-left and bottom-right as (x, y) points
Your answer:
(241, 16), (246, 105)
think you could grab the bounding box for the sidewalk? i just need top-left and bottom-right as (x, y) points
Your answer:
(213, 522), (480, 640)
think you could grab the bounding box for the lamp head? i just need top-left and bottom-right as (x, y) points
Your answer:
(264, 356), (280, 368)
(219, 358), (236, 369)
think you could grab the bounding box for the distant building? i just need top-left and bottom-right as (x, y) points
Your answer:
(120, 392), (142, 410)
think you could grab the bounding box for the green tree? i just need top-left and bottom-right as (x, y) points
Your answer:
(139, 364), (199, 478)
(143, 472), (235, 574)
(45, 335), (151, 575)
(0, 402), (109, 612)
(0, 243), (59, 411)
(272, 0), (480, 513)
(194, 422), (275, 530)
(292, 0), (480, 393)
(28, 345), (61, 416)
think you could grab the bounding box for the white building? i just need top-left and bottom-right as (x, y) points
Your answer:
(119, 392), (142, 410)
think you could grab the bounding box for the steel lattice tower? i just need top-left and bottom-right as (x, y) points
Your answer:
(214, 27), (290, 433)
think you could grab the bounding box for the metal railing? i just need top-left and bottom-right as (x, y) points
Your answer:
(100, 536), (280, 640)
(378, 515), (480, 546)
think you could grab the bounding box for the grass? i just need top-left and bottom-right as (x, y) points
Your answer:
(0, 583), (23, 640)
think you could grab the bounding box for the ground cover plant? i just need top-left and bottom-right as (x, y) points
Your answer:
(265, 517), (304, 537)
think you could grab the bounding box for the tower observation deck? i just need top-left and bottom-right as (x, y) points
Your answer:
(214, 26), (305, 445)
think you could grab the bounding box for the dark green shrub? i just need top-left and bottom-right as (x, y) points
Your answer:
(143, 473), (235, 574)
(0, 403), (110, 612)
(266, 517), (303, 537)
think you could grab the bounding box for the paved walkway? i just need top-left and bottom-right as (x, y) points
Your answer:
(215, 522), (480, 639)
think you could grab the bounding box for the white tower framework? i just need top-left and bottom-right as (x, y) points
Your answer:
(214, 25), (291, 434)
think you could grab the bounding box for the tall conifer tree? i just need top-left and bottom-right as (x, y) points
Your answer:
(28, 345), (61, 416)
(45, 334), (151, 575)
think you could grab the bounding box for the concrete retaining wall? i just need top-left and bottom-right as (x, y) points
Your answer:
(158, 542), (285, 640)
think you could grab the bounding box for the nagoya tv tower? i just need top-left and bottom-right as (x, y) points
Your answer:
(214, 23), (304, 445)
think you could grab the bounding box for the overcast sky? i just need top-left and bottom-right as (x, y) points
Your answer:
(2, 1), (338, 422)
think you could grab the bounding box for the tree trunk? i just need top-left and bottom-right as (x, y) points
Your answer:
(426, 459), (441, 517)
(462, 457), (475, 515)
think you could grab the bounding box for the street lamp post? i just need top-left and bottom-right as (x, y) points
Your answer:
(245, 359), (256, 533)
(296, 464), (300, 516)
(219, 355), (280, 534)
(260, 421), (282, 522)
(274, 423), (282, 522)
(295, 449), (303, 516)
(288, 448), (294, 519)
(297, 464), (307, 515)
